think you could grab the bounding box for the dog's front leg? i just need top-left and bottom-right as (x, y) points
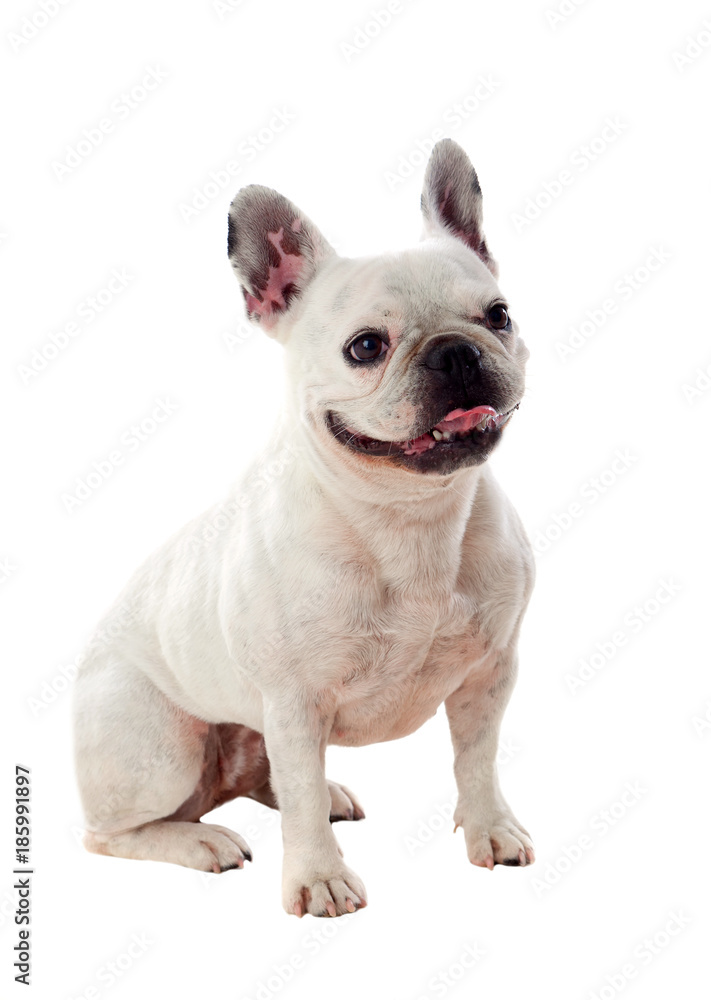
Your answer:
(445, 645), (535, 869)
(263, 698), (367, 917)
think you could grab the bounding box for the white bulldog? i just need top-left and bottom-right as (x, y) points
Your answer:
(73, 139), (535, 918)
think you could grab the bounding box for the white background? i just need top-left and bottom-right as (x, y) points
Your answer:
(2, 0), (710, 997)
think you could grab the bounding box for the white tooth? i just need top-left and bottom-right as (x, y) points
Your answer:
(432, 429), (443, 441)
(442, 431), (452, 441)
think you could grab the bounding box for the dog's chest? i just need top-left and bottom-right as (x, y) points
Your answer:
(327, 587), (488, 746)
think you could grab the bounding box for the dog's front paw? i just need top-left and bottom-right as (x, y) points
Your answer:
(283, 863), (367, 918)
(455, 803), (535, 869)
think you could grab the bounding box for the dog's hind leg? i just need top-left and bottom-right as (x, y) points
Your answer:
(73, 657), (257, 872)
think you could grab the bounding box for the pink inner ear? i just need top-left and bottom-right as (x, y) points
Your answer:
(438, 183), (452, 216)
(437, 184), (472, 246)
(247, 224), (305, 325)
(435, 184), (490, 265)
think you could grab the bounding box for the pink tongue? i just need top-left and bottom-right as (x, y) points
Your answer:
(434, 406), (497, 434)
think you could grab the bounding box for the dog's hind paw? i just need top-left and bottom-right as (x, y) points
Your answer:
(84, 820), (253, 873)
(327, 780), (365, 823)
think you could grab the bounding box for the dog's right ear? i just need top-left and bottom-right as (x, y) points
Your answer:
(228, 185), (334, 340)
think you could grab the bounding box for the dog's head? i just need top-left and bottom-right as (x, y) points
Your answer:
(228, 140), (528, 477)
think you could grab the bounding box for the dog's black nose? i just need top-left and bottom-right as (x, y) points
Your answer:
(422, 336), (481, 377)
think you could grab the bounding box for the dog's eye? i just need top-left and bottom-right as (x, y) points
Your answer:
(487, 304), (510, 330)
(349, 334), (387, 361)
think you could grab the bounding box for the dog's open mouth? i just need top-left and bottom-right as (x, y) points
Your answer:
(328, 404), (519, 458)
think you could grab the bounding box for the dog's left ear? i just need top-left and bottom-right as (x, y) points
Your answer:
(420, 139), (498, 278)
(228, 185), (335, 339)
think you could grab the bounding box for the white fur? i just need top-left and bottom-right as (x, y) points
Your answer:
(73, 140), (536, 917)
